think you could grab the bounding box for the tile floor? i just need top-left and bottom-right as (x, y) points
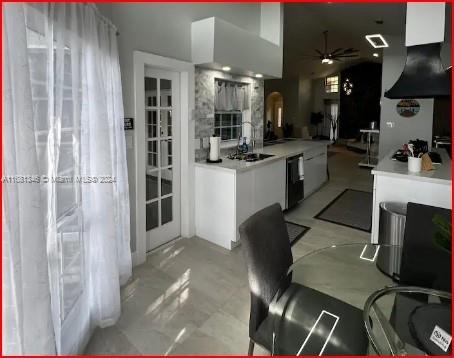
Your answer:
(85, 146), (374, 355)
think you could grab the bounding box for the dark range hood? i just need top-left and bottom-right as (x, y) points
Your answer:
(384, 43), (451, 99)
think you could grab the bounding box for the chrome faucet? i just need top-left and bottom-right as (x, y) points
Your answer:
(237, 120), (258, 154)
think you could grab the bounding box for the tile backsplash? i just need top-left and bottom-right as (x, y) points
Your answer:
(194, 67), (264, 161)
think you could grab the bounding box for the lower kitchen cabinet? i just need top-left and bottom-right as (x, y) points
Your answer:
(304, 146), (328, 198)
(195, 158), (286, 250)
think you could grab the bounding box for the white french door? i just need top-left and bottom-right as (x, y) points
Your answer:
(143, 68), (181, 251)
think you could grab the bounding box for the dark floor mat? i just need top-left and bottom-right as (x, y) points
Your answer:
(314, 189), (373, 232)
(286, 221), (311, 246)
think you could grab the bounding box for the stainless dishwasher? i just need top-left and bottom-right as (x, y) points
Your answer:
(286, 153), (304, 209)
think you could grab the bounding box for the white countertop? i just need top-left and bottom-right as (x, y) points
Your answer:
(372, 148), (451, 185)
(195, 139), (330, 173)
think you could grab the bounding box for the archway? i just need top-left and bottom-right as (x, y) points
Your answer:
(265, 92), (284, 139)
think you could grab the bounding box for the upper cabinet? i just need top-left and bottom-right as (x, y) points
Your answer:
(191, 5), (283, 78)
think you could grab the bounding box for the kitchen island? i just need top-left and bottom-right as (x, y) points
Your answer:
(370, 148), (451, 243)
(195, 140), (329, 249)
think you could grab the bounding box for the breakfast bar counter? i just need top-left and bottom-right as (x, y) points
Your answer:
(372, 148), (451, 185)
(370, 148), (451, 244)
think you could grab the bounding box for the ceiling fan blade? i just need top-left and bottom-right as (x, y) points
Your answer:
(342, 48), (358, 54)
(300, 53), (322, 58)
(333, 55), (359, 58)
(330, 48), (344, 55)
(335, 51), (358, 57)
(315, 49), (324, 56)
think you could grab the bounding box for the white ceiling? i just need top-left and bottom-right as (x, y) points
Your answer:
(282, 3), (450, 79)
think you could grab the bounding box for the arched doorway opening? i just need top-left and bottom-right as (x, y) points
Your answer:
(265, 92), (283, 139)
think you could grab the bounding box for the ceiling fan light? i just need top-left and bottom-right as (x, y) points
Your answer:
(328, 59), (334, 64)
(321, 58), (330, 64)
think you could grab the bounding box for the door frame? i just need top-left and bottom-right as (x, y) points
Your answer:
(133, 51), (195, 266)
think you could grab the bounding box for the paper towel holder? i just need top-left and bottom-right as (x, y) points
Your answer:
(206, 158), (222, 163)
(206, 134), (222, 163)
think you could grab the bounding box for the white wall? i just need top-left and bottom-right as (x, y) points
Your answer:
(378, 35), (451, 158)
(97, 4), (265, 246)
(104, 3), (261, 116)
(311, 76), (340, 136)
(260, 3), (282, 46)
(192, 16), (283, 78)
(297, 77), (312, 133)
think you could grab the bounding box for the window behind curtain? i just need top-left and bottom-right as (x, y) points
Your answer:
(214, 79), (250, 142)
(26, 20), (84, 326)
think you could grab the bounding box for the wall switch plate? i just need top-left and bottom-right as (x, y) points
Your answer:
(386, 121), (395, 128)
(194, 138), (201, 150)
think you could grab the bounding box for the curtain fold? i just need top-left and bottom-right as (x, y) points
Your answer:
(215, 80), (250, 111)
(2, 3), (131, 354)
(2, 4), (56, 354)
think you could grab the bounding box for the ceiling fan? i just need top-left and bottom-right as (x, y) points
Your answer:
(301, 31), (359, 64)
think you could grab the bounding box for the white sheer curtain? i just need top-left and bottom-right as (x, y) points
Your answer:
(2, 3), (131, 354)
(215, 80), (250, 111)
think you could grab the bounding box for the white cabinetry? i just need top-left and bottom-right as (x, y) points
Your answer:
(195, 158), (286, 250)
(304, 146), (327, 198)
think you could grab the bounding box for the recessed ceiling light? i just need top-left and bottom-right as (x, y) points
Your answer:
(373, 53), (379, 58)
(365, 34), (389, 48)
(222, 66), (231, 71)
(255, 73), (263, 78)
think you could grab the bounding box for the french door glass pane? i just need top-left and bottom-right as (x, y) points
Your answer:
(160, 139), (172, 167)
(147, 110), (158, 138)
(145, 77), (157, 107)
(147, 140), (158, 170)
(146, 74), (175, 232)
(160, 78), (172, 107)
(146, 201), (158, 231)
(161, 167), (173, 196)
(146, 171), (158, 201)
(160, 110), (172, 137)
(161, 197), (173, 225)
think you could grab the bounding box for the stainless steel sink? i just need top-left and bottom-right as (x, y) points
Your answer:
(226, 152), (275, 162)
(244, 153), (274, 162)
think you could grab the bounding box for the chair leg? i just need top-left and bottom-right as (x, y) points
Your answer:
(248, 339), (255, 355)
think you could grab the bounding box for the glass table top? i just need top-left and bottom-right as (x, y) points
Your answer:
(268, 243), (451, 355)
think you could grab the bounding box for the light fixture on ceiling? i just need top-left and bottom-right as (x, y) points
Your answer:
(222, 66), (231, 71)
(321, 58), (330, 64)
(328, 59), (334, 64)
(365, 34), (389, 48)
(373, 53), (379, 58)
(255, 73), (263, 78)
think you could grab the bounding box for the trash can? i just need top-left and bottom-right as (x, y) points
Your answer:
(376, 202), (407, 280)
